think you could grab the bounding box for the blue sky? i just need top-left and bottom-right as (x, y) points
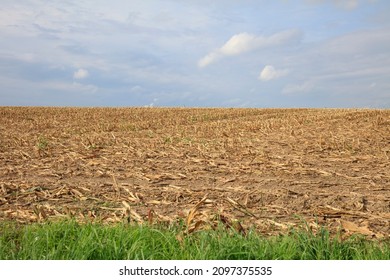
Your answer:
(0, 0), (389, 108)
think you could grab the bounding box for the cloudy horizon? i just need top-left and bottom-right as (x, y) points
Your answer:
(1, 0), (389, 108)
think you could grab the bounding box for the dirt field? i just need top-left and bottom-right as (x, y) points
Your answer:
(1, 107), (389, 238)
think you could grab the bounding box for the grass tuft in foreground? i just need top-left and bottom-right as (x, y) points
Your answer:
(0, 220), (389, 260)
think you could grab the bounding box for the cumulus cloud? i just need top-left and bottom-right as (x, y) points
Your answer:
(198, 29), (302, 67)
(219, 33), (259, 56)
(198, 52), (222, 68)
(259, 65), (289, 81)
(73, 68), (89, 79)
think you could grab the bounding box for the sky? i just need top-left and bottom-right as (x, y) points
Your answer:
(0, 0), (389, 108)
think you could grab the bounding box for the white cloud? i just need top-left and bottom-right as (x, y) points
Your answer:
(144, 98), (158, 108)
(73, 68), (89, 79)
(198, 29), (302, 67)
(198, 52), (222, 68)
(259, 65), (289, 81)
(219, 33), (258, 56)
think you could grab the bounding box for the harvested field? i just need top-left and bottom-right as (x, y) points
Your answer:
(1, 107), (389, 238)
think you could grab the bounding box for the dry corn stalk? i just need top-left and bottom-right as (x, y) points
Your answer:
(217, 214), (246, 236)
(122, 201), (143, 224)
(186, 194), (209, 233)
(226, 197), (258, 218)
(112, 175), (121, 198)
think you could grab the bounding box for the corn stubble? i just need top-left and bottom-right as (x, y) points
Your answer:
(0, 107), (389, 239)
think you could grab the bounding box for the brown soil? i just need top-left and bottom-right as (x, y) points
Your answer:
(1, 107), (389, 238)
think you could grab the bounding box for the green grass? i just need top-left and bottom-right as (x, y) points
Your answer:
(0, 220), (389, 260)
